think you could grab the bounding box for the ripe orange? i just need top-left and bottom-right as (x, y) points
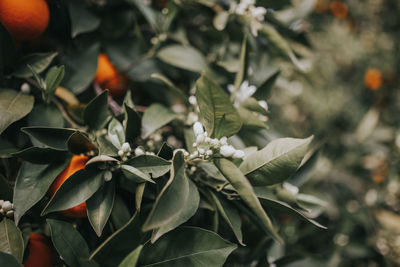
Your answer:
(24, 233), (53, 267)
(364, 68), (383, 91)
(0, 0), (50, 41)
(49, 155), (89, 218)
(329, 1), (348, 19)
(95, 53), (128, 97)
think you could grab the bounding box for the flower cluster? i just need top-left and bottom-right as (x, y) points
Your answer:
(228, 80), (257, 107)
(231, 0), (267, 36)
(0, 200), (14, 218)
(118, 142), (132, 161)
(191, 122), (245, 159)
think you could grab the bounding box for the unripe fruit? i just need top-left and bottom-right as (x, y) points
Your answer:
(95, 53), (128, 97)
(0, 0), (50, 41)
(24, 233), (53, 267)
(49, 155), (89, 218)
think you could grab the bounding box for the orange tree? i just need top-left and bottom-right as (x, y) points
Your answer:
(0, 0), (325, 266)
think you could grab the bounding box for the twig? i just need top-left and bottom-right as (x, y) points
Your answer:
(52, 98), (81, 129)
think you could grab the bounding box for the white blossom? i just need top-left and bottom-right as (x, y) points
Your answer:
(220, 145), (236, 157)
(20, 83), (31, 94)
(283, 182), (299, 195)
(219, 136), (228, 146)
(118, 150), (124, 157)
(233, 150), (245, 159)
(229, 80), (257, 107)
(134, 147), (145, 156)
(2, 201), (13, 212)
(121, 142), (131, 153)
(258, 100), (268, 111)
(196, 133), (206, 144)
(189, 95), (197, 105)
(193, 122), (204, 136)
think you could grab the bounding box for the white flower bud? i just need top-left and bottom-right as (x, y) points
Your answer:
(104, 171), (113, 182)
(184, 151), (190, 157)
(220, 145), (236, 157)
(210, 138), (219, 147)
(122, 142), (131, 153)
(153, 134), (162, 142)
(219, 136), (228, 146)
(258, 100), (268, 111)
(118, 150), (124, 157)
(0, 200), (4, 207)
(20, 83), (31, 94)
(0, 208), (4, 215)
(196, 133), (205, 144)
(206, 150), (213, 156)
(2, 201), (12, 212)
(233, 150), (245, 159)
(283, 182), (299, 195)
(122, 156), (128, 161)
(193, 122), (204, 136)
(198, 148), (205, 155)
(135, 147), (145, 156)
(189, 96), (197, 105)
(6, 210), (14, 218)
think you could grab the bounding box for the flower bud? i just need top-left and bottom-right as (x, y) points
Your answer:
(0, 200), (4, 207)
(104, 171), (113, 182)
(6, 210), (14, 218)
(196, 133), (205, 144)
(122, 142), (131, 153)
(20, 83), (31, 94)
(134, 147), (145, 156)
(198, 148), (205, 155)
(219, 136), (228, 146)
(233, 150), (245, 159)
(2, 201), (12, 212)
(193, 122), (204, 136)
(220, 145), (235, 157)
(188, 96), (197, 105)
(118, 150), (124, 157)
(206, 150), (213, 156)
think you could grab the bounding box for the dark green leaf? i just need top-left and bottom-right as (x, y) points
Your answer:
(121, 165), (154, 183)
(157, 45), (208, 73)
(141, 104), (176, 138)
(139, 227), (237, 267)
(87, 181), (116, 237)
(234, 35), (247, 92)
(252, 70), (280, 101)
(47, 219), (90, 267)
(195, 75), (242, 138)
(27, 103), (64, 128)
(119, 245), (142, 267)
(86, 155), (119, 167)
(0, 174), (13, 201)
(0, 218), (24, 263)
(0, 251), (21, 267)
(135, 183), (145, 211)
(157, 142), (173, 160)
(67, 0), (100, 38)
(42, 169), (104, 215)
(239, 137), (313, 186)
(90, 213), (144, 267)
(150, 73), (189, 105)
(214, 158), (282, 243)
(84, 90), (111, 130)
(22, 127), (75, 150)
(0, 23), (16, 72)
(124, 105), (141, 142)
(44, 65), (65, 95)
(12, 52), (57, 78)
(0, 89), (34, 135)
(127, 155), (170, 178)
(238, 107), (267, 130)
(13, 161), (69, 224)
(12, 147), (67, 164)
(67, 131), (98, 155)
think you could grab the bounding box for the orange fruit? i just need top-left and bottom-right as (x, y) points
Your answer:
(364, 68), (383, 91)
(95, 53), (128, 97)
(24, 233), (53, 267)
(49, 155), (89, 218)
(0, 0), (50, 41)
(329, 1), (348, 19)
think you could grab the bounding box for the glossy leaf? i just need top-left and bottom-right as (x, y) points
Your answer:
(47, 219), (90, 267)
(239, 137), (313, 186)
(84, 90), (111, 130)
(27, 103), (64, 128)
(121, 165), (155, 183)
(13, 161), (69, 224)
(44, 65), (65, 95)
(124, 104), (141, 142)
(195, 74), (242, 138)
(0, 251), (21, 267)
(12, 147), (67, 164)
(87, 181), (116, 237)
(142, 151), (188, 231)
(42, 169), (104, 215)
(234, 34), (247, 92)
(12, 52), (57, 78)
(67, 131), (98, 155)
(0, 89), (34, 134)
(214, 158), (282, 243)
(135, 183), (145, 211)
(126, 155), (170, 178)
(108, 118), (125, 149)
(157, 45), (208, 73)
(68, 0), (101, 38)
(22, 127), (75, 150)
(86, 155), (119, 167)
(0, 218), (24, 263)
(141, 104), (176, 138)
(139, 227), (237, 267)
(119, 245), (142, 267)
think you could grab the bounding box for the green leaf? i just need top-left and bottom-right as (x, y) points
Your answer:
(128, 0), (159, 31)
(67, 0), (101, 38)
(209, 191), (244, 245)
(254, 187), (327, 229)
(62, 43), (100, 94)
(135, 183), (145, 211)
(87, 181), (116, 237)
(67, 131), (98, 155)
(0, 251), (21, 267)
(157, 45), (208, 73)
(121, 165), (155, 183)
(27, 103), (64, 128)
(157, 142), (173, 160)
(252, 70), (280, 101)
(234, 35), (247, 92)
(139, 227), (237, 267)
(214, 158), (282, 243)
(47, 219), (90, 267)
(0, 174), (13, 201)
(0, 89), (34, 135)
(90, 213), (144, 267)
(0, 218), (24, 263)
(22, 127), (75, 150)
(195, 75), (242, 138)
(12, 52), (58, 78)
(238, 107), (267, 130)
(13, 161), (69, 225)
(124, 105), (141, 142)
(239, 137), (313, 186)
(141, 104), (176, 138)
(84, 90), (111, 130)
(42, 169), (104, 215)
(150, 73), (190, 105)
(119, 245), (143, 267)
(0, 23), (16, 72)
(44, 65), (65, 95)
(86, 155), (119, 167)
(108, 118), (125, 149)
(97, 135), (119, 157)
(142, 151), (189, 231)
(12, 147), (67, 164)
